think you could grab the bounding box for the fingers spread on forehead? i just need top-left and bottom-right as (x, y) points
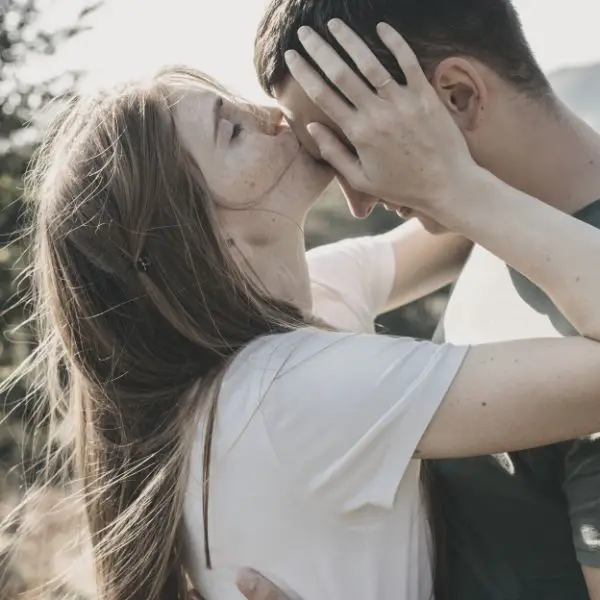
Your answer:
(284, 50), (354, 132)
(326, 19), (399, 99)
(295, 26), (373, 107)
(376, 23), (429, 91)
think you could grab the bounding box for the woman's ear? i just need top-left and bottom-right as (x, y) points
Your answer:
(430, 57), (488, 132)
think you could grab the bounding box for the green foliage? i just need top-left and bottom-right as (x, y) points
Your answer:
(0, 0), (101, 428)
(0, 0), (440, 404)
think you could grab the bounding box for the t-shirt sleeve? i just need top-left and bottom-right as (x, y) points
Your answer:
(307, 235), (396, 320)
(259, 330), (469, 514)
(562, 436), (600, 567)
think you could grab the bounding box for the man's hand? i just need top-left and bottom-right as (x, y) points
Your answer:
(284, 20), (477, 216)
(236, 569), (293, 600)
(187, 570), (294, 600)
(583, 565), (600, 600)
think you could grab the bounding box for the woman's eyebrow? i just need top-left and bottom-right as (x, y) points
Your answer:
(213, 97), (224, 143)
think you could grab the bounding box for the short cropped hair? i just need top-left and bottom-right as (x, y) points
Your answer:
(255, 0), (551, 98)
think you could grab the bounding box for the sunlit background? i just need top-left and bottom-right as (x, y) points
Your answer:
(33, 0), (600, 100)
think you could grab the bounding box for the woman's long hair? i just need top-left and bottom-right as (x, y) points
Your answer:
(4, 66), (309, 600)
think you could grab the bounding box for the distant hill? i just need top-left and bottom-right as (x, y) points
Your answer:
(550, 62), (600, 130)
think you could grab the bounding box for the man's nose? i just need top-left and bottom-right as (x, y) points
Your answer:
(337, 175), (378, 219)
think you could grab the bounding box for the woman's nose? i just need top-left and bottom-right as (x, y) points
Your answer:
(257, 106), (285, 136)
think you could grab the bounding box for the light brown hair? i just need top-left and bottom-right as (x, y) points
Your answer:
(5, 66), (309, 600)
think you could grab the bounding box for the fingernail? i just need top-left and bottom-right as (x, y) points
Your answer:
(284, 50), (298, 64)
(306, 122), (320, 138)
(236, 569), (258, 596)
(328, 19), (342, 33)
(298, 26), (311, 40)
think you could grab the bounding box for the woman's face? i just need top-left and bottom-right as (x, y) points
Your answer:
(172, 82), (333, 245)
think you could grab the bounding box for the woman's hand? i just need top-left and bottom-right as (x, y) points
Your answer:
(284, 20), (480, 217)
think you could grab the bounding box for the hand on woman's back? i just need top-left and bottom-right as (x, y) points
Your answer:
(188, 570), (296, 600)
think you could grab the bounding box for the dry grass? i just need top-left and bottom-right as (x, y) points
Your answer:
(0, 486), (95, 600)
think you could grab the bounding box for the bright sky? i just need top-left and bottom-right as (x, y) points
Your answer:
(38, 0), (600, 102)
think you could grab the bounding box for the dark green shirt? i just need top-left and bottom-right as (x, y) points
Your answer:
(431, 199), (600, 600)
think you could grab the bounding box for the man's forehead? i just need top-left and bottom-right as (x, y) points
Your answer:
(273, 78), (324, 122)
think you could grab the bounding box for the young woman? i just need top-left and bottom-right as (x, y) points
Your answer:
(11, 55), (600, 600)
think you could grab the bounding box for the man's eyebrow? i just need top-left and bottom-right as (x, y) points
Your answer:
(213, 97), (223, 143)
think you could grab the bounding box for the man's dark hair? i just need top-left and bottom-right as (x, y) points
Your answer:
(255, 0), (551, 99)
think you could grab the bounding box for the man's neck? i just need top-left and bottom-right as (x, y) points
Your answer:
(494, 98), (600, 214)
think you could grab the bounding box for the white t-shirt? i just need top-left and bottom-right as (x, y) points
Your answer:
(184, 236), (468, 600)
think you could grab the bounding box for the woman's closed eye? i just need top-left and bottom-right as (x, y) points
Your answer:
(231, 123), (244, 142)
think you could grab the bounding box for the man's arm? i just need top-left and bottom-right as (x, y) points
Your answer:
(378, 219), (471, 312)
(583, 566), (600, 600)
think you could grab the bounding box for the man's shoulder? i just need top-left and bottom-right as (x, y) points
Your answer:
(574, 197), (600, 228)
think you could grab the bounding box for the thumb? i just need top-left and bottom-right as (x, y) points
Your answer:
(307, 123), (363, 189)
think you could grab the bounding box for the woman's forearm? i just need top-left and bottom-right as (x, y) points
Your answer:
(437, 168), (600, 341)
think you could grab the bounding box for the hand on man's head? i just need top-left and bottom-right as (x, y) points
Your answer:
(285, 20), (477, 218)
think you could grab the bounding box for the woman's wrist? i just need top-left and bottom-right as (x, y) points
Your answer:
(429, 165), (504, 233)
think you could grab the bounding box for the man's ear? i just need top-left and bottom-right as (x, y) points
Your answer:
(430, 57), (488, 132)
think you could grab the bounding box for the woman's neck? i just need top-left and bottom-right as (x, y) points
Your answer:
(240, 226), (313, 316)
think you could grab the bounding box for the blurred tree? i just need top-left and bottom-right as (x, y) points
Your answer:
(0, 0), (101, 469)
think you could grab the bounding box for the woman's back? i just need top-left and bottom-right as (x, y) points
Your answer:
(184, 238), (468, 600)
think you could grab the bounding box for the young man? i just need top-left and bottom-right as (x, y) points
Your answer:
(244, 1), (600, 599)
